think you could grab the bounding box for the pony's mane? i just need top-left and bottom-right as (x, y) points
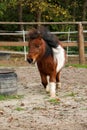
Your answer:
(28, 26), (59, 48)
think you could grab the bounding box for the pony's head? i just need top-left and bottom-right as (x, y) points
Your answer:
(27, 26), (59, 64)
(27, 28), (46, 63)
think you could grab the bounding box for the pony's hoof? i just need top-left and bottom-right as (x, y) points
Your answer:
(50, 96), (56, 99)
(50, 93), (56, 99)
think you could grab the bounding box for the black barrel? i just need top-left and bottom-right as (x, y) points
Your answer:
(0, 53), (10, 60)
(0, 69), (17, 95)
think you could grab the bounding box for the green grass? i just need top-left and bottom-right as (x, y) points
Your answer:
(0, 95), (24, 101)
(65, 64), (87, 68)
(15, 107), (25, 111)
(0, 64), (7, 66)
(80, 107), (87, 110)
(64, 91), (77, 97)
(48, 98), (60, 105)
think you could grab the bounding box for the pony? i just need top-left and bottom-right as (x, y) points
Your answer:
(27, 26), (66, 98)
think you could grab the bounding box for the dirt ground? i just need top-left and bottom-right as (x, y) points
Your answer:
(0, 59), (87, 130)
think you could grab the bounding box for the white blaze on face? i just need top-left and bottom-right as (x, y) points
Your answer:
(52, 45), (65, 72)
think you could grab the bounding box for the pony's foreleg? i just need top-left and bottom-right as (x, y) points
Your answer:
(56, 71), (61, 89)
(40, 73), (48, 89)
(49, 74), (56, 98)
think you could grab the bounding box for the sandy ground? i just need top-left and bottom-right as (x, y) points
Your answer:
(0, 60), (87, 130)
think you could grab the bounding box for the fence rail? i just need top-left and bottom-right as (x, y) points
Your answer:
(0, 41), (87, 47)
(0, 21), (87, 24)
(0, 22), (87, 64)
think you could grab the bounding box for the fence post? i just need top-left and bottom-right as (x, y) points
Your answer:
(23, 30), (27, 61)
(78, 22), (85, 64)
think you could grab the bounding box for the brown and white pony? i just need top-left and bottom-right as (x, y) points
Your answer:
(27, 26), (65, 98)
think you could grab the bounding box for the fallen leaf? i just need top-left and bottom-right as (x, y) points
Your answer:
(8, 117), (13, 123)
(0, 110), (4, 115)
(20, 102), (25, 106)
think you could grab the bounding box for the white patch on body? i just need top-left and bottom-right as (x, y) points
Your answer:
(52, 45), (65, 72)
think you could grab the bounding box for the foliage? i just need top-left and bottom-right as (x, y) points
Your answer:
(0, 0), (86, 22)
(0, 2), (7, 18)
(0, 0), (86, 29)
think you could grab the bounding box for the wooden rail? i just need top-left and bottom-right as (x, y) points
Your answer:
(0, 21), (87, 25)
(0, 41), (87, 47)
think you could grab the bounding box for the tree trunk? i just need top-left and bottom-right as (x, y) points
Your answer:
(18, 3), (23, 31)
(82, 0), (87, 21)
(35, 10), (41, 28)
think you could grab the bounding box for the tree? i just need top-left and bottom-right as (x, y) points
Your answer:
(17, 1), (23, 30)
(82, 0), (87, 21)
(1, 0), (86, 31)
(0, 1), (7, 18)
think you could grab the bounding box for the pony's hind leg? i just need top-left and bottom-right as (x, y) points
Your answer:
(56, 71), (61, 89)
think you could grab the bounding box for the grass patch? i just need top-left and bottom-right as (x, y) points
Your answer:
(80, 107), (87, 110)
(0, 95), (24, 101)
(65, 64), (87, 68)
(48, 98), (60, 105)
(64, 91), (77, 97)
(0, 64), (14, 67)
(15, 107), (25, 111)
(0, 64), (5, 66)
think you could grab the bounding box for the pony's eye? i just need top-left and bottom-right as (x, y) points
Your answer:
(35, 44), (41, 48)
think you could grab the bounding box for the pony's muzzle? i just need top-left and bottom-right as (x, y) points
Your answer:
(27, 58), (33, 63)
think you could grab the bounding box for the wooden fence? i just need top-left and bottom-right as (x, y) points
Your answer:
(0, 22), (87, 64)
